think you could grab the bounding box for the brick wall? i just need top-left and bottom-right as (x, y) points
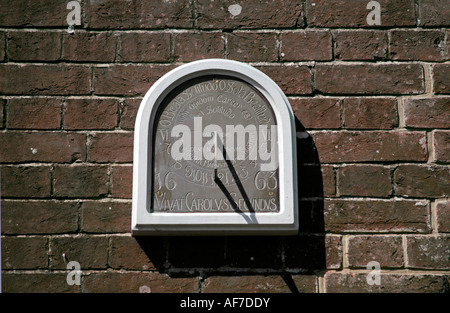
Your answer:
(1, 0), (449, 293)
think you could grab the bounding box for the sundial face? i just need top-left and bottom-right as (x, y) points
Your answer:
(152, 75), (280, 213)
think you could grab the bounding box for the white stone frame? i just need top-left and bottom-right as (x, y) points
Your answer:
(132, 59), (298, 235)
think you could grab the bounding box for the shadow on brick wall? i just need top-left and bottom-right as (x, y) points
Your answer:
(136, 117), (325, 291)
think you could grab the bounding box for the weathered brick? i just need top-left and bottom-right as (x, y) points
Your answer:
(394, 165), (450, 198)
(85, 0), (192, 29)
(173, 32), (224, 62)
(390, 30), (447, 61)
(306, 0), (415, 27)
(203, 275), (317, 293)
(1, 166), (51, 198)
(2, 236), (48, 269)
(256, 65), (312, 95)
(290, 98), (340, 129)
(93, 64), (173, 96)
(280, 31), (332, 61)
(81, 201), (131, 233)
(119, 98), (141, 130)
(404, 98), (450, 129)
(315, 64), (424, 95)
(436, 201), (450, 233)
(53, 165), (109, 198)
(227, 32), (278, 62)
(109, 236), (158, 270)
(324, 199), (430, 233)
(1, 200), (79, 234)
(83, 272), (198, 293)
(313, 131), (427, 163)
(2, 273), (79, 293)
(433, 131), (450, 163)
(111, 165), (133, 198)
(64, 98), (118, 130)
(407, 235), (450, 269)
(333, 30), (387, 60)
(196, 0), (304, 29)
(338, 165), (392, 197)
(63, 32), (116, 62)
(88, 133), (134, 163)
(0, 32), (5, 61)
(8, 31), (61, 61)
(325, 235), (343, 269)
(433, 64), (450, 94)
(0, 99), (4, 128)
(347, 236), (403, 268)
(7, 98), (61, 129)
(117, 32), (171, 62)
(0, 65), (91, 95)
(0, 0), (70, 27)
(418, 0), (450, 26)
(284, 235), (329, 270)
(322, 165), (336, 197)
(325, 273), (448, 293)
(0, 132), (86, 163)
(343, 98), (398, 129)
(50, 236), (109, 269)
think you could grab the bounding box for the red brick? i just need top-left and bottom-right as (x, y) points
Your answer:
(83, 272), (198, 293)
(8, 31), (61, 61)
(324, 199), (430, 233)
(63, 32), (116, 62)
(0, 0), (70, 27)
(117, 32), (171, 62)
(325, 235), (343, 269)
(394, 165), (449, 198)
(64, 98), (118, 130)
(93, 64), (173, 96)
(2, 237), (48, 269)
(81, 201), (131, 233)
(348, 236), (403, 268)
(1, 200), (79, 234)
(313, 131), (427, 163)
(88, 133), (134, 163)
(322, 165), (336, 197)
(333, 30), (387, 60)
(84, 0), (192, 29)
(406, 235), (450, 269)
(418, 0), (450, 26)
(174, 32), (224, 62)
(119, 98), (141, 130)
(7, 98), (61, 129)
(433, 64), (450, 94)
(111, 165), (133, 198)
(306, 0), (415, 27)
(290, 98), (340, 129)
(256, 65), (312, 95)
(109, 236), (156, 270)
(0, 132), (86, 163)
(0, 99), (4, 128)
(343, 98), (398, 129)
(338, 165), (392, 197)
(325, 273), (448, 293)
(433, 131), (450, 163)
(226, 32), (278, 62)
(196, 0), (304, 29)
(203, 275), (316, 293)
(390, 30), (447, 61)
(315, 64), (424, 95)
(2, 273), (79, 293)
(53, 165), (109, 198)
(1, 166), (51, 198)
(280, 31), (331, 61)
(0, 65), (91, 95)
(50, 236), (109, 269)
(404, 98), (450, 129)
(436, 201), (450, 233)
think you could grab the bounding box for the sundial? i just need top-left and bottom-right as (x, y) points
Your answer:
(132, 59), (297, 235)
